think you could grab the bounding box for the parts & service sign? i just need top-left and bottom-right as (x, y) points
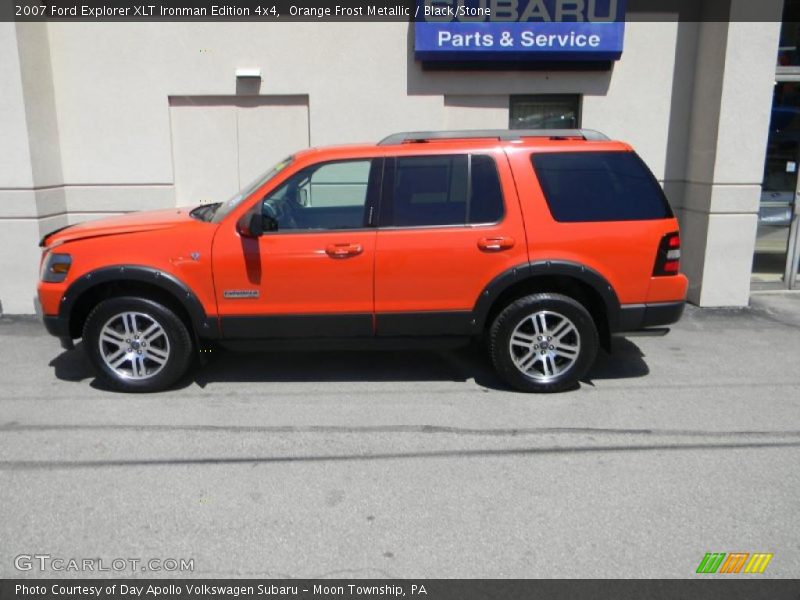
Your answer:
(415, 0), (626, 62)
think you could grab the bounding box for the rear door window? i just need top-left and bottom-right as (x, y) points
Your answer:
(469, 155), (505, 224)
(531, 151), (673, 222)
(380, 154), (504, 227)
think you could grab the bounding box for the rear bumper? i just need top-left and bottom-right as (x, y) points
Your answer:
(616, 301), (685, 333)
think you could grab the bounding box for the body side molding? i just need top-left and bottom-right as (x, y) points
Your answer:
(220, 313), (373, 339)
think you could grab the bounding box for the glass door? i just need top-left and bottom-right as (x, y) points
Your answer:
(789, 203), (800, 288)
(753, 81), (800, 287)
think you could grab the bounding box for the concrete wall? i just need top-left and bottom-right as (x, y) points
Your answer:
(168, 95), (310, 204)
(676, 4), (782, 306)
(0, 23), (62, 314)
(39, 21), (687, 196)
(0, 15), (783, 312)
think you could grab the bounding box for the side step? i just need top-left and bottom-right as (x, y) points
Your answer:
(613, 328), (671, 338)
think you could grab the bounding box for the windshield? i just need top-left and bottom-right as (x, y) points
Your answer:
(210, 155), (294, 223)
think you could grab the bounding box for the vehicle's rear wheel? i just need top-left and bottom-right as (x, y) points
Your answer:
(489, 293), (599, 393)
(83, 296), (194, 393)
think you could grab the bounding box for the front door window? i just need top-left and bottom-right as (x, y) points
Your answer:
(261, 160), (374, 231)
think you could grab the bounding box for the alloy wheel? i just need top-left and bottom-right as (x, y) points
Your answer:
(508, 310), (581, 381)
(98, 312), (171, 380)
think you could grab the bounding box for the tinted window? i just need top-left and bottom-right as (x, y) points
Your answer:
(470, 155), (504, 223)
(531, 151), (672, 222)
(261, 159), (376, 231)
(381, 154), (504, 227)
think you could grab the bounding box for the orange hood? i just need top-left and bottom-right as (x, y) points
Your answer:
(41, 208), (202, 248)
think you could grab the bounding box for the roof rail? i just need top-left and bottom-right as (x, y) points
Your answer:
(378, 129), (610, 145)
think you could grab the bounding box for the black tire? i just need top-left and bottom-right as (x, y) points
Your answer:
(489, 293), (599, 393)
(82, 296), (194, 393)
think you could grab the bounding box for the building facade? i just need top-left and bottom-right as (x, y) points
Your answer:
(0, 1), (794, 314)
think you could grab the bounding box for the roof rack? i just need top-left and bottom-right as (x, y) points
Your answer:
(378, 129), (610, 145)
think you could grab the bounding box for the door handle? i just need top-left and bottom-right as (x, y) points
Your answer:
(477, 237), (515, 252)
(325, 243), (363, 258)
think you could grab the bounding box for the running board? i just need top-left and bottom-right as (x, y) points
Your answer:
(613, 328), (671, 337)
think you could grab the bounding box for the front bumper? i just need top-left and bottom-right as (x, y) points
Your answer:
(37, 297), (74, 350)
(616, 301), (685, 333)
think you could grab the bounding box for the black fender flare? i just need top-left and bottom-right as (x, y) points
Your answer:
(58, 265), (220, 339)
(471, 260), (622, 332)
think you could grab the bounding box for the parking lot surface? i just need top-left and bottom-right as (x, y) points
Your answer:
(1, 293), (799, 578)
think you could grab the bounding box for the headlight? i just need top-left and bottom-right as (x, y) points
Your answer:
(40, 253), (72, 283)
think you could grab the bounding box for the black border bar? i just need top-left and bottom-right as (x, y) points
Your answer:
(0, 0), (793, 22)
(2, 580), (800, 600)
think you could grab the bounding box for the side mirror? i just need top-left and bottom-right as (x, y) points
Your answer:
(237, 211), (264, 238)
(263, 215), (279, 232)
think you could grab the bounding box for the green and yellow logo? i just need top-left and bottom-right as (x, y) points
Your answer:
(696, 552), (773, 574)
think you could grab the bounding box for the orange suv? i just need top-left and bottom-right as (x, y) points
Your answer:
(37, 129), (688, 393)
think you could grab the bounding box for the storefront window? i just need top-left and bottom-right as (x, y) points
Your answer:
(754, 1), (800, 288)
(777, 0), (800, 67)
(753, 82), (800, 285)
(509, 95), (581, 130)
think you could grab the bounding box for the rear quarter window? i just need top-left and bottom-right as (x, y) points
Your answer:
(530, 151), (673, 222)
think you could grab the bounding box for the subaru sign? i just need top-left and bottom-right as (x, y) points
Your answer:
(415, 0), (626, 62)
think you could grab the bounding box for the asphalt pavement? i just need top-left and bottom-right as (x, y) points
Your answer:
(1, 293), (799, 578)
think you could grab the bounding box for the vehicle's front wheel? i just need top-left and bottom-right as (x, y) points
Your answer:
(489, 293), (599, 393)
(83, 296), (194, 392)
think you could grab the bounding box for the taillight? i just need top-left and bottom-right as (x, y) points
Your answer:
(653, 232), (681, 276)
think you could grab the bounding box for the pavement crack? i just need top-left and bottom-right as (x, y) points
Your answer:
(3, 423), (800, 438)
(1, 440), (799, 470)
